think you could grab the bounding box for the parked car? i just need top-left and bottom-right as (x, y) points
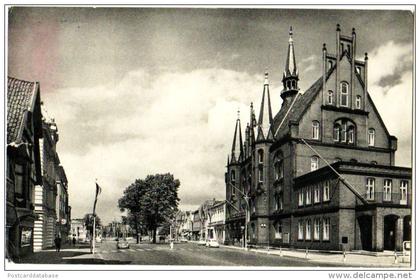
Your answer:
(180, 238), (188, 243)
(206, 239), (220, 248)
(197, 239), (206, 246)
(95, 236), (102, 243)
(117, 238), (130, 249)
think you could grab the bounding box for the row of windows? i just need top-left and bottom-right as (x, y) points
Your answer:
(311, 120), (376, 146)
(326, 82), (362, 109)
(366, 178), (409, 204)
(298, 181), (330, 206)
(298, 218), (330, 241)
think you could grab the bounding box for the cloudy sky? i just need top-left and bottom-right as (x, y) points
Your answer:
(8, 7), (413, 223)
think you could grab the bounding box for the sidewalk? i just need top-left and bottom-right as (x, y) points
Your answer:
(10, 243), (107, 265)
(219, 244), (412, 268)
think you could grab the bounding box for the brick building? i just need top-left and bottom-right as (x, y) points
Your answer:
(6, 77), (43, 259)
(224, 25), (412, 251)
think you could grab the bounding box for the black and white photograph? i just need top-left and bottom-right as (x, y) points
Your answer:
(2, 2), (416, 276)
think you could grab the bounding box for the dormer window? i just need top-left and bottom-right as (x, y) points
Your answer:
(311, 156), (319, 171)
(340, 82), (349, 107)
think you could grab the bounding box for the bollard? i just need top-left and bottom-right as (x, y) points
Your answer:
(170, 241), (174, 250)
(343, 249), (346, 263)
(394, 250), (398, 264)
(305, 247), (309, 259)
(279, 246), (282, 257)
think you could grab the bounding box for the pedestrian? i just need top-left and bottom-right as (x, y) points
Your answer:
(72, 236), (76, 247)
(54, 235), (62, 252)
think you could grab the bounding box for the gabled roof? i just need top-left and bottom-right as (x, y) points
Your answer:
(7, 77), (39, 144)
(272, 65), (336, 139)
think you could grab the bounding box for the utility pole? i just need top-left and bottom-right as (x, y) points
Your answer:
(92, 215), (96, 254)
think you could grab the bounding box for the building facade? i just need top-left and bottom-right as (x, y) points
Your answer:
(224, 25), (412, 251)
(6, 77), (43, 259)
(56, 165), (71, 242)
(207, 201), (226, 244)
(70, 218), (89, 243)
(33, 113), (59, 251)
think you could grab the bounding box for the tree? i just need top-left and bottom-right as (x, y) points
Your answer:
(118, 173), (180, 243)
(83, 213), (102, 237)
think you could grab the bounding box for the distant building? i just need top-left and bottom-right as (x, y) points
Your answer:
(70, 218), (88, 242)
(192, 210), (200, 241)
(207, 201), (226, 244)
(224, 25), (412, 251)
(6, 77), (43, 259)
(56, 165), (71, 241)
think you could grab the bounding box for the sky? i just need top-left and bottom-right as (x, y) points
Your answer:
(7, 7), (414, 224)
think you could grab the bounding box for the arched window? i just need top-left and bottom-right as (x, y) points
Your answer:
(327, 90), (333, 104)
(258, 166), (263, 182)
(274, 152), (284, 180)
(312, 121), (320, 140)
(258, 149), (264, 164)
(311, 156), (319, 171)
(356, 95), (362, 109)
(368, 128), (375, 146)
(287, 80), (291, 89)
(340, 82), (349, 107)
(292, 80), (296, 88)
(334, 118), (356, 144)
(231, 170), (236, 183)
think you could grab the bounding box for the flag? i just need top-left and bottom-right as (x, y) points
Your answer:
(93, 182), (102, 215)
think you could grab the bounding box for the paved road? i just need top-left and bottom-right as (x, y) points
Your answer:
(95, 240), (342, 266)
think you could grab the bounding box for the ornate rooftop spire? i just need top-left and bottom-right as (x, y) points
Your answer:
(284, 26), (298, 78)
(231, 111), (243, 163)
(257, 71), (274, 141)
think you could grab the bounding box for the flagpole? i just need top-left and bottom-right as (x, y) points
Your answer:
(92, 178), (98, 254)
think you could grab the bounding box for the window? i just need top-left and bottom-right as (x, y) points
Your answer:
(314, 185), (320, 203)
(328, 61), (333, 69)
(340, 82), (349, 107)
(298, 221), (304, 240)
(323, 181), (330, 201)
(341, 123), (347, 143)
(306, 187), (312, 205)
(368, 128), (375, 147)
(348, 125), (355, 144)
(327, 90), (333, 104)
(298, 189), (304, 206)
(333, 124), (341, 142)
(383, 179), (392, 201)
(323, 218), (330, 241)
(275, 223), (283, 239)
(274, 152), (284, 180)
(305, 220), (311, 240)
(14, 164), (24, 196)
(277, 193), (283, 210)
(335, 157), (342, 162)
(258, 167), (263, 182)
(371, 161), (378, 165)
(312, 121), (320, 140)
(311, 156), (319, 171)
(334, 119), (356, 144)
(258, 149), (264, 164)
(356, 95), (362, 109)
(366, 178), (375, 201)
(314, 219), (321, 240)
(230, 170), (236, 183)
(400, 181), (408, 205)
(356, 67), (361, 75)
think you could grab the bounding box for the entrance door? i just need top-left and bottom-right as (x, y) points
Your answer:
(384, 215), (398, 251)
(358, 216), (372, 251)
(403, 216), (411, 241)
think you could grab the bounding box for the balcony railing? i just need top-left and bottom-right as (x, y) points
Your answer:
(359, 192), (411, 206)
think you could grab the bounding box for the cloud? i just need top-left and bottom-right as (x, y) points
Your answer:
(368, 41), (412, 167)
(44, 68), (267, 223)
